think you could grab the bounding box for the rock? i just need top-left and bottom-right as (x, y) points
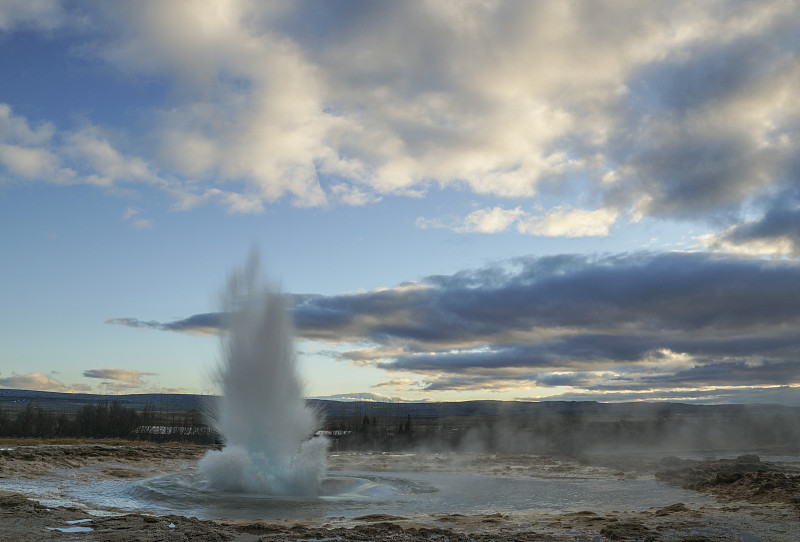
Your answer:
(655, 503), (688, 516)
(600, 521), (657, 541)
(735, 454), (760, 464)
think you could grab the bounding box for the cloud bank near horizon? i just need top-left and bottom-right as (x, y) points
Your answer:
(0, 372), (91, 394)
(108, 252), (800, 403)
(0, 367), (184, 395)
(0, 1), (798, 252)
(82, 368), (158, 392)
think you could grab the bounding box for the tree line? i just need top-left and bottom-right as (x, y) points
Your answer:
(0, 400), (216, 443)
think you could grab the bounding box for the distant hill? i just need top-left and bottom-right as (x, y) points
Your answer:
(2, 388), (798, 421)
(0, 388), (211, 413)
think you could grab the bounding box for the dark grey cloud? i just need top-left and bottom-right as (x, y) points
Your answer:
(604, 9), (800, 223)
(105, 312), (222, 336)
(335, 253), (797, 338)
(297, 252), (800, 393)
(666, 360), (800, 388)
(624, 135), (764, 220)
(632, 22), (797, 115)
(83, 368), (156, 385)
(109, 252), (800, 398)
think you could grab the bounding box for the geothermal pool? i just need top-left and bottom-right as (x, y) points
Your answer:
(127, 468), (710, 520)
(0, 451), (715, 521)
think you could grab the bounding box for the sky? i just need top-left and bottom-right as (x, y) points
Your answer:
(1, 1), (799, 405)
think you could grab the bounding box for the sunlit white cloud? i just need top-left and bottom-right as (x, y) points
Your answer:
(699, 232), (798, 259)
(455, 206), (525, 234)
(517, 206), (619, 237)
(418, 205), (619, 237)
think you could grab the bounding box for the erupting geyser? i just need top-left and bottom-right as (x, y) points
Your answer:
(199, 254), (328, 495)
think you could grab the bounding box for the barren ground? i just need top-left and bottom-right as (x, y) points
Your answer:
(1, 441), (798, 541)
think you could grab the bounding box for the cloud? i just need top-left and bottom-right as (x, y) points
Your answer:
(603, 7), (800, 223)
(517, 207), (619, 237)
(0, 372), (88, 393)
(0, 103), (169, 193)
(293, 252), (800, 394)
(455, 206), (525, 234)
(0, 0), (66, 31)
(0, 103), (55, 146)
(310, 391), (414, 403)
(120, 206), (153, 230)
(63, 127), (162, 188)
(699, 201), (800, 258)
(83, 368), (156, 385)
(105, 312), (222, 336)
(0, 143), (61, 179)
(372, 377), (421, 391)
(0, 2), (797, 235)
(0, 105), (75, 184)
(542, 385), (800, 406)
(111, 252), (800, 398)
(418, 205), (619, 237)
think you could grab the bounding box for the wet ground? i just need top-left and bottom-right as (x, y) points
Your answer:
(1, 441), (799, 541)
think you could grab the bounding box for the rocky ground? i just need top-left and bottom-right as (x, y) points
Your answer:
(1, 442), (799, 541)
(654, 454), (800, 508)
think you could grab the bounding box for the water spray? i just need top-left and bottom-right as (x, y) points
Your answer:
(199, 252), (328, 495)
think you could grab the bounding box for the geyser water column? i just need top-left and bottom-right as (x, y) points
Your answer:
(199, 255), (328, 495)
